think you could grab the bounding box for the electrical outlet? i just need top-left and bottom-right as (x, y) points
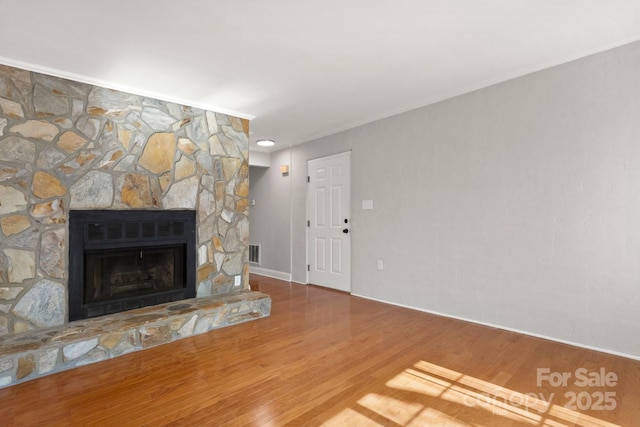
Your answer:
(377, 260), (384, 271)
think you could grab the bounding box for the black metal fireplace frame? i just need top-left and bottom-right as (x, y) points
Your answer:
(68, 210), (196, 321)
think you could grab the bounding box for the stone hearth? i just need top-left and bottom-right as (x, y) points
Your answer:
(0, 290), (271, 388)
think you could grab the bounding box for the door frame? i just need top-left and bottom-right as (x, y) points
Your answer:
(305, 150), (352, 290)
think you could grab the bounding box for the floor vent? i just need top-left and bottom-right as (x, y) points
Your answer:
(249, 244), (261, 264)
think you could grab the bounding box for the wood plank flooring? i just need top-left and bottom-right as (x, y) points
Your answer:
(0, 274), (638, 426)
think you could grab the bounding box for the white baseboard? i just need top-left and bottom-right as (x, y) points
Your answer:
(351, 293), (640, 362)
(249, 266), (291, 282)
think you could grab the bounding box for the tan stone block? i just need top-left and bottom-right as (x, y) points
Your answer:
(0, 215), (30, 236)
(139, 325), (171, 348)
(178, 137), (197, 155)
(242, 263), (250, 289)
(194, 300), (223, 311)
(0, 97), (24, 118)
(11, 120), (59, 141)
(229, 116), (244, 132)
(238, 162), (249, 179)
(99, 150), (124, 170)
(198, 264), (217, 282)
(170, 317), (187, 332)
(212, 236), (224, 252)
(175, 156), (195, 181)
(241, 118), (250, 137)
(57, 131), (87, 153)
(235, 179), (249, 198)
(118, 128), (132, 149)
(76, 153), (97, 166)
(214, 181), (225, 202)
(110, 150), (123, 162)
(17, 355), (35, 380)
(87, 106), (108, 116)
(53, 117), (73, 128)
(121, 174), (153, 208)
(13, 321), (30, 334)
(0, 166), (19, 181)
(58, 165), (74, 175)
(31, 199), (64, 219)
(32, 171), (66, 199)
(214, 274), (232, 287)
(139, 132), (176, 174)
(209, 135), (226, 156)
(100, 332), (124, 349)
(159, 173), (172, 193)
(222, 158), (242, 181)
(236, 198), (249, 214)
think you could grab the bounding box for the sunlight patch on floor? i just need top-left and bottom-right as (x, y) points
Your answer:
(322, 360), (622, 426)
(357, 393), (423, 425)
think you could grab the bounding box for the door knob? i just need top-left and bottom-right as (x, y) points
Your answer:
(343, 229), (349, 234)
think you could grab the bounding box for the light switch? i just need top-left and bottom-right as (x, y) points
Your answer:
(362, 200), (373, 210)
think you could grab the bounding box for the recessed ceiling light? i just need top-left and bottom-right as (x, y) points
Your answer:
(256, 139), (275, 147)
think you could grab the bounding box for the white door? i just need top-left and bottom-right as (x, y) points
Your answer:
(307, 151), (351, 292)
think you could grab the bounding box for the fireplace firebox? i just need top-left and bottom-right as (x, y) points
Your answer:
(69, 210), (196, 321)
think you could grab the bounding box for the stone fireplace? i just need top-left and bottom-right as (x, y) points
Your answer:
(0, 63), (256, 336)
(0, 64), (271, 388)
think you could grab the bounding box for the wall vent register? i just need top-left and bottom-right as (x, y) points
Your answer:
(248, 244), (261, 264)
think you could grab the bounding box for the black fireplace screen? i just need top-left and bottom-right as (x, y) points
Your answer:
(84, 245), (184, 303)
(69, 210), (196, 321)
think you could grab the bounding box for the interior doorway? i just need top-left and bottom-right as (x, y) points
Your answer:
(306, 151), (351, 292)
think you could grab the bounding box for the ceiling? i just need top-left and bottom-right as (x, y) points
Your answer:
(1, 1), (640, 152)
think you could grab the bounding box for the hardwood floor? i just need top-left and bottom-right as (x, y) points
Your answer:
(0, 274), (638, 426)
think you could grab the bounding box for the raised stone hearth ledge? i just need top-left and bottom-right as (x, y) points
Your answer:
(0, 291), (271, 388)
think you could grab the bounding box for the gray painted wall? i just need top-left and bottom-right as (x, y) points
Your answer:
(249, 148), (292, 276)
(252, 40), (640, 358)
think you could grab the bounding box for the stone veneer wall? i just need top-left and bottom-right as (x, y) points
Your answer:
(0, 64), (251, 336)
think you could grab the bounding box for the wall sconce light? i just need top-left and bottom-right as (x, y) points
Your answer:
(280, 165), (289, 175)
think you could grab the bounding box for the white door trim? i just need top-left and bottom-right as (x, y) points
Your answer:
(306, 150), (352, 291)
